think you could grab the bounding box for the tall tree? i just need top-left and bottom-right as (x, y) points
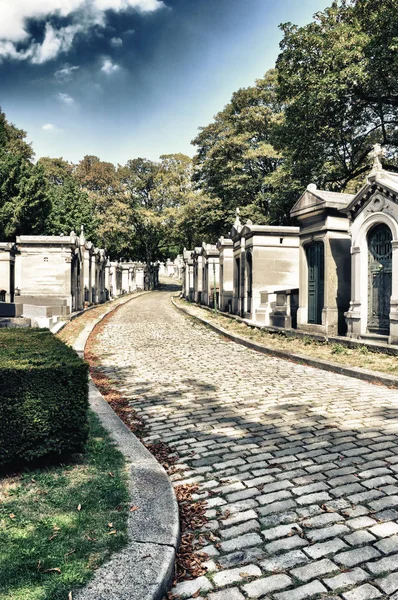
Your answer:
(75, 155), (132, 258)
(276, 0), (398, 192)
(192, 70), (283, 235)
(0, 154), (50, 239)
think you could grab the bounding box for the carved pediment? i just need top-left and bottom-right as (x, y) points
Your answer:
(345, 171), (398, 221)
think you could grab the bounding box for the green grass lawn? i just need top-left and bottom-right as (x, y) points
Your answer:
(0, 411), (129, 600)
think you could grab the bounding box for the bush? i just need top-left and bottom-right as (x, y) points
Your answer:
(0, 329), (89, 468)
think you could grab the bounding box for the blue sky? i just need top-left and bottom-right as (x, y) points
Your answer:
(0, 0), (329, 165)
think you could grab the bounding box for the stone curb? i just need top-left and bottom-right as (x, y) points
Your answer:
(172, 296), (398, 390)
(71, 292), (180, 600)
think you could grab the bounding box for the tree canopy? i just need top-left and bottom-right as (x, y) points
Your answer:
(1, 0), (397, 254)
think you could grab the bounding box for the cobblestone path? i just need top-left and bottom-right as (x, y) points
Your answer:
(93, 286), (398, 600)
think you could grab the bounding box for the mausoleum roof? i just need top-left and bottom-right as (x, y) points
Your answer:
(241, 224), (300, 237)
(290, 184), (355, 220)
(201, 242), (219, 257)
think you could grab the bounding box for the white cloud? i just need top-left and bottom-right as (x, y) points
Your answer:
(0, 0), (165, 63)
(101, 58), (120, 74)
(110, 37), (123, 47)
(58, 92), (75, 105)
(54, 64), (79, 82)
(42, 123), (64, 133)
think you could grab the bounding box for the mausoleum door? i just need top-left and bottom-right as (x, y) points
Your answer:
(9, 262), (15, 303)
(306, 242), (324, 325)
(236, 258), (240, 297)
(367, 223), (392, 335)
(246, 252), (253, 313)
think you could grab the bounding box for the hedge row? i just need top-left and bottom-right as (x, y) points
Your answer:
(0, 329), (89, 468)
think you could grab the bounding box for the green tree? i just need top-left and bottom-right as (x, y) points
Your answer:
(192, 70), (283, 235)
(37, 156), (73, 185)
(0, 107), (34, 160)
(0, 154), (50, 239)
(75, 155), (131, 258)
(276, 0), (398, 192)
(45, 177), (99, 240)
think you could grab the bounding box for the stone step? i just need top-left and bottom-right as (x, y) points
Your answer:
(360, 333), (389, 343)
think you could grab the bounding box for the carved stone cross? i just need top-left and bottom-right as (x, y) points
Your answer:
(372, 143), (384, 171)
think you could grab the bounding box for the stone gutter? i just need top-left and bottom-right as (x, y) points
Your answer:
(71, 292), (180, 600)
(172, 296), (398, 390)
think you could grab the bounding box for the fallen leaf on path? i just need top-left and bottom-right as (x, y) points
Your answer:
(130, 506), (139, 512)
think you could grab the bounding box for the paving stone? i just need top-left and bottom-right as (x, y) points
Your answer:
(201, 544), (220, 557)
(335, 545), (381, 566)
(296, 492), (331, 505)
(323, 567), (369, 590)
(304, 537), (348, 559)
(369, 522), (398, 538)
(291, 558), (338, 582)
(342, 583), (382, 600)
(217, 547), (264, 569)
(344, 530), (376, 546)
(369, 495), (398, 511)
(226, 488), (260, 503)
(220, 519), (260, 539)
(260, 550), (309, 572)
(260, 510), (298, 528)
(221, 509), (258, 528)
(172, 575), (213, 598)
(378, 572), (398, 595)
(366, 553), (398, 574)
(221, 499), (259, 515)
(257, 490), (293, 505)
(374, 508), (398, 522)
(346, 516), (377, 530)
(348, 490), (383, 504)
(262, 523), (302, 541)
(331, 483), (365, 497)
(362, 475), (397, 489)
(291, 482), (329, 496)
(258, 499), (296, 516)
(274, 580), (328, 600)
(208, 589), (245, 600)
(265, 534), (308, 554)
(375, 534), (398, 554)
(242, 574), (292, 597)
(213, 564), (261, 587)
(220, 532), (262, 553)
(307, 524), (350, 542)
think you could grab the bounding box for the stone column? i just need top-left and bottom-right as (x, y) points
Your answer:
(345, 245), (362, 338)
(389, 240), (398, 343)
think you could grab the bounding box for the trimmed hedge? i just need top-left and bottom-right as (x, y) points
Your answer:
(0, 329), (89, 468)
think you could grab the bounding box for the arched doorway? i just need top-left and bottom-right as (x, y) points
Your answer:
(368, 223), (392, 335)
(306, 242), (324, 325)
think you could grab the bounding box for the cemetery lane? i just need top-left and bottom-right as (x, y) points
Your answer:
(90, 284), (398, 600)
